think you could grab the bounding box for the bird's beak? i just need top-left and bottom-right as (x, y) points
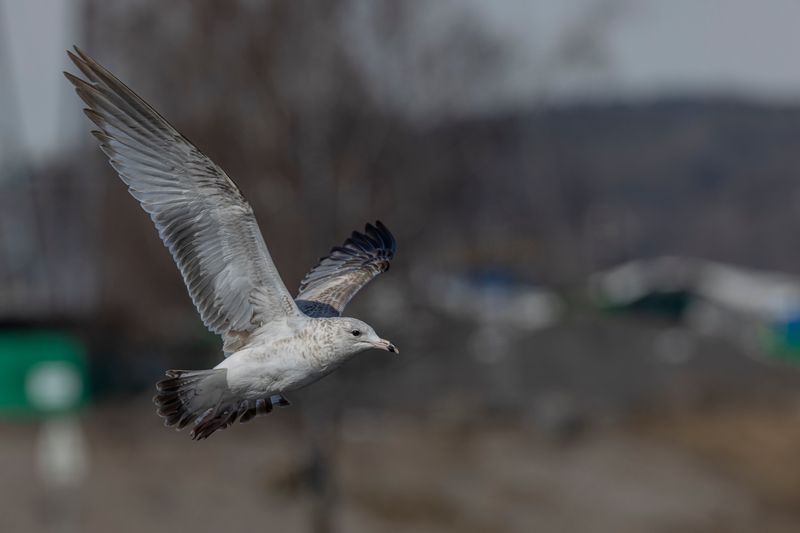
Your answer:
(373, 339), (399, 354)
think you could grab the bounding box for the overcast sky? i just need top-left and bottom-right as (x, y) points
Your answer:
(6, 0), (800, 164)
(473, 0), (800, 103)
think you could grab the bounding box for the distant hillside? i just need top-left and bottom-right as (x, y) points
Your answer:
(381, 100), (800, 282)
(21, 99), (800, 333)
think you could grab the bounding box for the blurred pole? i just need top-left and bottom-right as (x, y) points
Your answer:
(0, 0), (24, 167)
(292, 5), (342, 527)
(0, 1), (51, 316)
(36, 416), (88, 533)
(304, 408), (340, 533)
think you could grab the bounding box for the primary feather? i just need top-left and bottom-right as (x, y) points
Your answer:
(64, 46), (301, 348)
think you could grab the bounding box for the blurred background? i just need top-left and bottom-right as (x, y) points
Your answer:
(5, 1), (800, 532)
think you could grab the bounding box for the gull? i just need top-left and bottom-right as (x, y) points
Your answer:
(64, 47), (399, 440)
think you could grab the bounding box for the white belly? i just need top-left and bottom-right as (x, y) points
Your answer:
(214, 342), (341, 399)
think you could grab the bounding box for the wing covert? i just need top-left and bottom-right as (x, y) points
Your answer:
(296, 221), (396, 317)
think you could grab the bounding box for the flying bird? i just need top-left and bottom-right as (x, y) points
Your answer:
(64, 47), (398, 440)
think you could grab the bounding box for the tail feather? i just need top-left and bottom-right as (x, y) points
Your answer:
(191, 404), (239, 440)
(154, 369), (227, 432)
(153, 369), (287, 440)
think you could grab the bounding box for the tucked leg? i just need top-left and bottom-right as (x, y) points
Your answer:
(270, 394), (291, 407)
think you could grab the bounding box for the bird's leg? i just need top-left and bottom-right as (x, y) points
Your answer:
(270, 394), (291, 408)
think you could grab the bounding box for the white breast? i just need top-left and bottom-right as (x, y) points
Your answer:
(214, 318), (344, 398)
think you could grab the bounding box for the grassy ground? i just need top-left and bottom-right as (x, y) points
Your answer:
(2, 397), (800, 533)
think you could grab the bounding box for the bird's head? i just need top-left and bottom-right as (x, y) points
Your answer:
(334, 317), (399, 356)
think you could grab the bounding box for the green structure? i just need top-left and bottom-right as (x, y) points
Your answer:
(0, 330), (89, 418)
(764, 316), (800, 364)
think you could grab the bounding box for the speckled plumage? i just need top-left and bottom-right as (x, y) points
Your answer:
(65, 47), (399, 440)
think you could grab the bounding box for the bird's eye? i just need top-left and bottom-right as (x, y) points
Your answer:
(351, 330), (361, 337)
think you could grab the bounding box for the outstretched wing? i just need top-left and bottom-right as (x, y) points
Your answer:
(296, 221), (396, 317)
(65, 47), (301, 345)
